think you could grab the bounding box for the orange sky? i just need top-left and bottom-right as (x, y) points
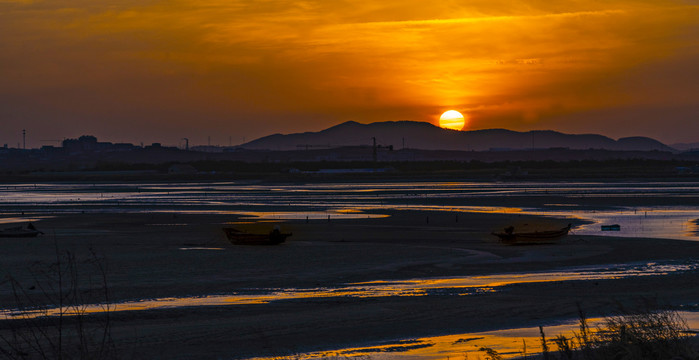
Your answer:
(1, 0), (698, 147)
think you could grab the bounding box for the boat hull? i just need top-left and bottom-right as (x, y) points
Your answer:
(492, 224), (571, 245)
(222, 228), (291, 245)
(601, 224), (621, 231)
(0, 227), (42, 238)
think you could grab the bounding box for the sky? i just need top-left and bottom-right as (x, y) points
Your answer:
(1, 0), (698, 148)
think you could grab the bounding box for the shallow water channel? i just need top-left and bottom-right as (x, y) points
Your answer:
(248, 311), (699, 360)
(1, 261), (696, 320)
(2, 181), (698, 240)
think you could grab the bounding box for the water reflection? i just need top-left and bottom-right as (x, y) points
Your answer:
(559, 207), (699, 240)
(0, 216), (52, 224)
(2, 261), (695, 320)
(236, 211), (389, 220)
(253, 312), (699, 360)
(689, 219), (699, 236)
(1, 181), (698, 240)
(3, 182), (699, 208)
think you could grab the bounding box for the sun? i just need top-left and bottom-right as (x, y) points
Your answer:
(439, 110), (466, 131)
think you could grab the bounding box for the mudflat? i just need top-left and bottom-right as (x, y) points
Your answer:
(1, 210), (698, 359)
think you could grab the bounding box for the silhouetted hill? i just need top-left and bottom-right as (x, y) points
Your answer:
(616, 137), (672, 151)
(671, 142), (699, 152)
(241, 121), (676, 152)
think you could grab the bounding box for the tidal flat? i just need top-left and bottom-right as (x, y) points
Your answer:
(0, 180), (698, 359)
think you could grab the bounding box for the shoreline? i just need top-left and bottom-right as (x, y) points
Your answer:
(1, 173), (699, 184)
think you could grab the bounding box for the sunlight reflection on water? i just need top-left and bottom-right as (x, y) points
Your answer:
(250, 311), (699, 360)
(1, 181), (698, 240)
(1, 261), (695, 320)
(0, 216), (53, 224)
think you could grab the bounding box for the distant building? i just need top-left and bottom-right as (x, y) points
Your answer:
(62, 135), (99, 153)
(62, 135), (138, 153)
(111, 143), (138, 152)
(191, 145), (224, 153)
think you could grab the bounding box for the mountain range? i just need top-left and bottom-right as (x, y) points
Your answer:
(241, 121), (676, 152)
(670, 142), (699, 152)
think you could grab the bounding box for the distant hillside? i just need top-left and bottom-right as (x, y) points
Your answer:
(671, 142), (699, 152)
(241, 121), (675, 152)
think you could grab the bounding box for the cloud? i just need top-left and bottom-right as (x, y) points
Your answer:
(1, 0), (698, 145)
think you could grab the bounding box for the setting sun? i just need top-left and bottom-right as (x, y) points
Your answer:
(439, 110), (466, 131)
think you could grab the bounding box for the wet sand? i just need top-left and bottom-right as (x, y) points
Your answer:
(1, 210), (698, 359)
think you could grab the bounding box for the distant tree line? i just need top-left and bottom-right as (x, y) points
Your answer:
(80, 159), (699, 181)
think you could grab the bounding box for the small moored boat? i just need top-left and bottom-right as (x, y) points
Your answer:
(0, 223), (44, 238)
(492, 223), (571, 245)
(601, 224), (621, 231)
(222, 226), (291, 245)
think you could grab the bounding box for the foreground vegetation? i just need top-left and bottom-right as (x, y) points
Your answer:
(0, 249), (116, 360)
(481, 308), (698, 360)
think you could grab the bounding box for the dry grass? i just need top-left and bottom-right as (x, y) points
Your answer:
(0, 247), (116, 360)
(540, 306), (697, 360)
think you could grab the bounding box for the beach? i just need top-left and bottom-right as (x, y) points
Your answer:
(1, 208), (698, 359)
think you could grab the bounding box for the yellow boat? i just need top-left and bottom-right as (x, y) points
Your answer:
(492, 224), (571, 245)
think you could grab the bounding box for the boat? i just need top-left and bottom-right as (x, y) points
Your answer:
(222, 226), (291, 245)
(601, 224), (621, 231)
(492, 223), (571, 245)
(0, 223), (44, 238)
